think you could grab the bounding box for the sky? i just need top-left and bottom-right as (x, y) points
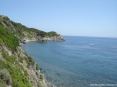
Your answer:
(0, 0), (117, 37)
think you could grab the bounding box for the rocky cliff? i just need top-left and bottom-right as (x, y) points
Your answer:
(0, 15), (63, 87)
(0, 15), (64, 42)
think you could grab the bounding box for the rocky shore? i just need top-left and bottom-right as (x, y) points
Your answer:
(0, 15), (63, 87)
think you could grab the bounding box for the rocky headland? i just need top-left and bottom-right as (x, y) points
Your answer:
(0, 15), (63, 87)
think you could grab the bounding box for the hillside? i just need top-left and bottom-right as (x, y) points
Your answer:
(0, 15), (63, 87)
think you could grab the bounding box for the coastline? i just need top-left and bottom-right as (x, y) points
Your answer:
(22, 40), (57, 87)
(0, 15), (63, 87)
(22, 36), (64, 43)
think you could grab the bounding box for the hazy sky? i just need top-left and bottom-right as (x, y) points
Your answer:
(0, 0), (117, 37)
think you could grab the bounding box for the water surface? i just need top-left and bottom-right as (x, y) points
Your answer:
(23, 36), (117, 87)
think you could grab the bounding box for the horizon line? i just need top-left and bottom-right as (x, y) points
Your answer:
(63, 35), (117, 39)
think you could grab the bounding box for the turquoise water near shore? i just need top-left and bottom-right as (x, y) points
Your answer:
(23, 36), (117, 87)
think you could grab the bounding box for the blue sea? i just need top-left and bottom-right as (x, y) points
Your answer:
(23, 36), (117, 87)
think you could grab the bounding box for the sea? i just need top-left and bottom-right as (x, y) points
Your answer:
(22, 36), (117, 87)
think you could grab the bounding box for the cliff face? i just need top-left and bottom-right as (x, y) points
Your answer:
(0, 45), (47, 87)
(0, 15), (62, 87)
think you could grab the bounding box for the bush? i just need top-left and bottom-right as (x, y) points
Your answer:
(36, 64), (40, 70)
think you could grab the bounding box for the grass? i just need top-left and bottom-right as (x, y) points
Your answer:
(0, 24), (19, 52)
(0, 51), (32, 87)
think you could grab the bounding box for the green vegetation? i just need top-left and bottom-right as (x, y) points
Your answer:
(39, 74), (44, 80)
(27, 56), (35, 67)
(36, 63), (40, 70)
(47, 31), (58, 37)
(0, 79), (7, 87)
(0, 24), (19, 52)
(0, 51), (32, 87)
(36, 30), (47, 37)
(0, 16), (60, 43)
